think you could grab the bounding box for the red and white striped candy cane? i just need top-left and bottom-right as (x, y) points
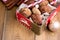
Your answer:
(27, 0), (42, 8)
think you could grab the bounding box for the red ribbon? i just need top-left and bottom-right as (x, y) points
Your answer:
(46, 5), (60, 25)
(16, 12), (32, 29)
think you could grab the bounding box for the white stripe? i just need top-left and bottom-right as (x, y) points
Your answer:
(50, 0), (57, 5)
(27, 0), (42, 8)
(51, 11), (57, 20)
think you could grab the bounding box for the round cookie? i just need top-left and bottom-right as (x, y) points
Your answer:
(20, 7), (32, 17)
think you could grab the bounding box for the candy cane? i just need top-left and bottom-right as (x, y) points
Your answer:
(27, 0), (42, 8)
(17, 0), (43, 12)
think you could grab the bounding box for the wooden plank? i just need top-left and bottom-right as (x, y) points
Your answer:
(2, 7), (34, 40)
(0, 1), (5, 40)
(35, 26), (47, 40)
(36, 27), (60, 40)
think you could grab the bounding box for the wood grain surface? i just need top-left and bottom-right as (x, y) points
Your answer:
(0, 1), (5, 40)
(0, 1), (60, 40)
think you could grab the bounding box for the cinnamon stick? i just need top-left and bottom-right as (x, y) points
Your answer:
(7, 0), (19, 9)
(6, 0), (15, 7)
(17, 0), (24, 6)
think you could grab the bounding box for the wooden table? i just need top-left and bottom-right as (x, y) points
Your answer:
(0, 1), (60, 40)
